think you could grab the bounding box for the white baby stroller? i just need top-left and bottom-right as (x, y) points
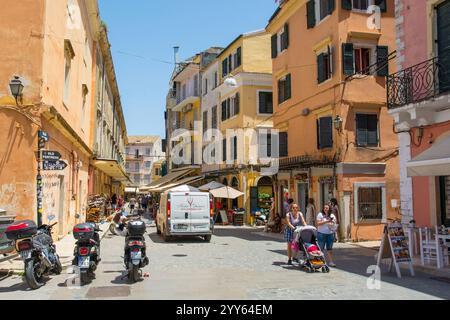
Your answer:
(293, 226), (330, 273)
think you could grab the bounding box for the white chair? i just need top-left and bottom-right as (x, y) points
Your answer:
(419, 227), (439, 266)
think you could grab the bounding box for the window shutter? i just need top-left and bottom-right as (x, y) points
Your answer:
(221, 101), (226, 121)
(367, 114), (379, 146)
(259, 92), (266, 114)
(279, 132), (288, 157)
(222, 138), (227, 162)
(267, 92), (273, 113)
(328, 0), (335, 14)
(222, 59), (228, 77)
(316, 119), (321, 149)
(278, 79), (283, 104)
(319, 117), (333, 149)
(375, 0), (387, 12)
(286, 74), (292, 100)
(236, 47), (242, 67)
(271, 34), (278, 59)
(228, 54), (233, 72)
(377, 46), (389, 77)
(317, 53), (325, 83)
(342, 43), (355, 75)
(226, 98), (231, 119)
(258, 132), (267, 158)
(356, 114), (368, 146)
(307, 0), (316, 29)
(235, 93), (240, 115)
(342, 0), (352, 10)
(233, 136), (238, 160)
(284, 23), (290, 49)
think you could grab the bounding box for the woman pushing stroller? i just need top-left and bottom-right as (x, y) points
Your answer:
(284, 204), (306, 265)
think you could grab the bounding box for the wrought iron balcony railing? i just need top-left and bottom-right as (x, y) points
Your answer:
(387, 56), (450, 109)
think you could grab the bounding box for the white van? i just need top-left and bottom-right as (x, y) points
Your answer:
(156, 189), (213, 242)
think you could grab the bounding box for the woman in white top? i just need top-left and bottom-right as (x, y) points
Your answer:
(316, 204), (337, 267)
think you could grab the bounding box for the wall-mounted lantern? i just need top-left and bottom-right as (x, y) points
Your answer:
(334, 115), (343, 132)
(9, 76), (24, 105)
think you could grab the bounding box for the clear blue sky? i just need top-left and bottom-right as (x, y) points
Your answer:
(98, 0), (277, 138)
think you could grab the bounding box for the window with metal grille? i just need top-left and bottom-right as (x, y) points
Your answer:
(357, 187), (383, 220)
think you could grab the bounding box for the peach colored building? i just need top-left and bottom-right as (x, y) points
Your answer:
(266, 0), (399, 241)
(0, 0), (126, 239)
(388, 0), (450, 228)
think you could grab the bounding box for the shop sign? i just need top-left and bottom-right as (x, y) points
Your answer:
(295, 173), (308, 182)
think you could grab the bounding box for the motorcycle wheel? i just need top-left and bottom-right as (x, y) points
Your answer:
(53, 254), (62, 275)
(80, 272), (90, 285)
(129, 264), (140, 283)
(25, 260), (45, 290)
(204, 235), (212, 242)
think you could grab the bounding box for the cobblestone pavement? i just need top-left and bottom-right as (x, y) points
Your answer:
(0, 220), (449, 300)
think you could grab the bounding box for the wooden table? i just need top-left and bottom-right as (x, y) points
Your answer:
(436, 233), (450, 269)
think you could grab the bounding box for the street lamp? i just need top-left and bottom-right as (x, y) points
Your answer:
(9, 76), (24, 105)
(224, 75), (238, 88)
(334, 115), (343, 132)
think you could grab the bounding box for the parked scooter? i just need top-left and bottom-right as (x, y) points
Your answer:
(72, 222), (101, 285)
(124, 219), (149, 283)
(6, 220), (62, 290)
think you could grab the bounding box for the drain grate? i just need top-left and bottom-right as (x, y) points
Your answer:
(430, 277), (450, 284)
(173, 254), (188, 257)
(86, 286), (131, 298)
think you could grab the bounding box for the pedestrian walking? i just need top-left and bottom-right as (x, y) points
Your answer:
(316, 204), (337, 267)
(284, 204), (306, 265)
(329, 198), (341, 242)
(306, 198), (316, 226)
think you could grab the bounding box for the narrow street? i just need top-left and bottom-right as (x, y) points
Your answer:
(0, 218), (449, 300)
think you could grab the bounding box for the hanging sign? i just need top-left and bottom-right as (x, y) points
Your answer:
(377, 222), (415, 279)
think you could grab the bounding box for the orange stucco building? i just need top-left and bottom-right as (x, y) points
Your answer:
(266, 0), (399, 241)
(0, 0), (127, 239)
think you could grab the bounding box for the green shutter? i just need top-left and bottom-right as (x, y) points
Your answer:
(228, 54), (233, 71)
(307, 0), (316, 29)
(356, 114), (368, 147)
(222, 58), (228, 77)
(317, 53), (325, 83)
(233, 136), (238, 160)
(278, 79), (283, 104)
(271, 34), (278, 59)
(259, 92), (266, 113)
(342, 43), (355, 75)
(328, 0), (335, 14)
(222, 138), (227, 162)
(284, 23), (290, 49)
(235, 93), (240, 115)
(367, 114), (379, 146)
(286, 74), (292, 100)
(221, 101), (226, 121)
(377, 46), (389, 77)
(320, 117), (333, 148)
(375, 0), (387, 12)
(267, 92), (273, 114)
(226, 98), (231, 119)
(279, 132), (288, 157)
(316, 119), (321, 149)
(236, 47), (242, 66)
(342, 0), (352, 10)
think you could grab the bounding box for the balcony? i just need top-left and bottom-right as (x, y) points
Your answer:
(387, 57), (450, 110)
(172, 95), (199, 112)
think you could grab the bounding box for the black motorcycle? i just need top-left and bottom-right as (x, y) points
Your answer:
(124, 219), (148, 283)
(72, 223), (101, 285)
(6, 220), (62, 290)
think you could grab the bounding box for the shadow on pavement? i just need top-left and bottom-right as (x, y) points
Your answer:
(332, 246), (450, 299)
(148, 232), (208, 244)
(213, 228), (285, 243)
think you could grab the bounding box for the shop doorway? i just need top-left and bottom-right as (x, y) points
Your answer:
(297, 183), (309, 214)
(231, 177), (239, 209)
(320, 181), (333, 209)
(257, 176), (274, 218)
(439, 176), (450, 225)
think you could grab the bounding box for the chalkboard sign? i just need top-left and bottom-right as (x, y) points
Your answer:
(219, 210), (228, 225)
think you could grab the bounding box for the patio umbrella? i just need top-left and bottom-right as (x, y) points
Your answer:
(209, 186), (244, 199)
(199, 181), (225, 191)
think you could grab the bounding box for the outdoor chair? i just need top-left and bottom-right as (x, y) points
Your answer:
(419, 227), (439, 266)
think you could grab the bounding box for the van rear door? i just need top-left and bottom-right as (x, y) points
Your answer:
(170, 193), (191, 233)
(188, 193), (210, 233)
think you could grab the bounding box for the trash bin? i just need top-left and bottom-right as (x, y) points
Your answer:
(0, 211), (16, 255)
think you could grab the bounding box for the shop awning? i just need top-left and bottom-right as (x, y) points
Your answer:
(125, 187), (139, 193)
(407, 135), (450, 177)
(153, 175), (204, 193)
(140, 166), (200, 191)
(93, 159), (129, 182)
